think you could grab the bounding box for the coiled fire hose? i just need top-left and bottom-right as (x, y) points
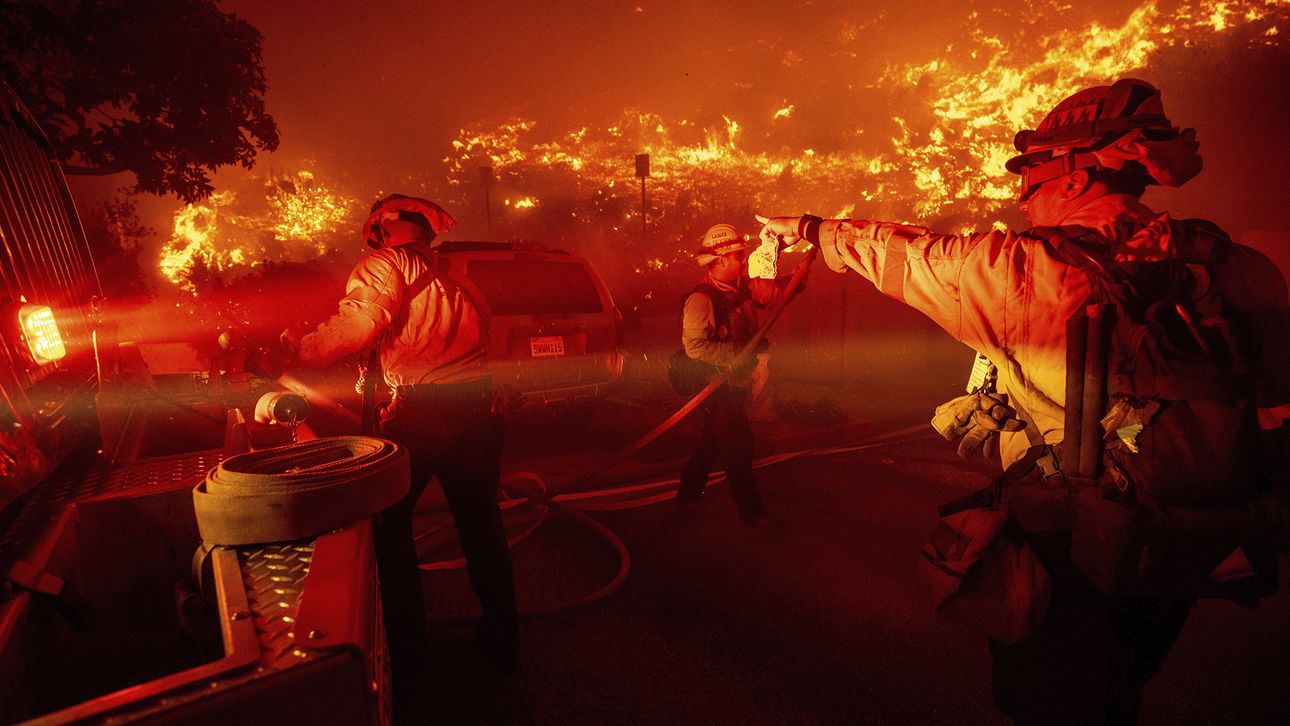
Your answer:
(193, 436), (409, 546)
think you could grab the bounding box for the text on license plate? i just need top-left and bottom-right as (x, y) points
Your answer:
(529, 336), (565, 357)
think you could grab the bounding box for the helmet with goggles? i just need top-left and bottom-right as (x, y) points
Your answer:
(1006, 78), (1202, 201)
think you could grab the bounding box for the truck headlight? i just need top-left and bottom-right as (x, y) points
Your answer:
(19, 304), (66, 363)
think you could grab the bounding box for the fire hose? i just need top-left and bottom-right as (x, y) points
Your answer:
(193, 436), (409, 546)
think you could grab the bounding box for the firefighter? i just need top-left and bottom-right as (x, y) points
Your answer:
(675, 222), (793, 523)
(281, 194), (519, 676)
(758, 79), (1290, 723)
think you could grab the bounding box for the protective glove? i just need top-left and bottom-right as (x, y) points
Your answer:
(932, 391), (1025, 461)
(244, 344), (285, 380)
(754, 214), (809, 248)
(733, 338), (768, 377)
(279, 322), (310, 356)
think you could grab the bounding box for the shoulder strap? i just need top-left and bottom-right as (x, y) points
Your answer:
(356, 245), (489, 413)
(400, 244), (492, 321)
(1008, 392), (1061, 479)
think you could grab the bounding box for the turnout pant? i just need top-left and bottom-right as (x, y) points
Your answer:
(374, 380), (517, 675)
(677, 385), (765, 521)
(988, 532), (1192, 726)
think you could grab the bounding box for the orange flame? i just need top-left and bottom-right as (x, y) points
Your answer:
(159, 171), (356, 291)
(448, 0), (1284, 240)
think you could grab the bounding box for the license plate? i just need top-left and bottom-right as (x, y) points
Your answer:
(529, 336), (565, 357)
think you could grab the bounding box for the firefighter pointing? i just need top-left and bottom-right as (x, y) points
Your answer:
(281, 194), (519, 676)
(759, 79), (1290, 724)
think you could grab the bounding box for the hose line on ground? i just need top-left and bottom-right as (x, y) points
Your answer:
(417, 422), (935, 622)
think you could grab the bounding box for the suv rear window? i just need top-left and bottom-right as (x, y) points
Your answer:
(465, 259), (605, 315)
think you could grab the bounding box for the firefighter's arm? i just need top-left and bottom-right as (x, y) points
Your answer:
(681, 292), (739, 367)
(293, 253), (404, 366)
(757, 214), (1006, 343)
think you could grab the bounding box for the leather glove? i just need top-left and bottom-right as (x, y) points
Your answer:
(932, 391), (1025, 461)
(244, 344), (285, 379)
(279, 322), (309, 355)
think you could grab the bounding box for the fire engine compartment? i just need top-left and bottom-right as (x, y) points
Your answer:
(0, 350), (387, 725)
(2, 451), (222, 717)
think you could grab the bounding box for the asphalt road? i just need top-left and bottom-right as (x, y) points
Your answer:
(395, 391), (1290, 725)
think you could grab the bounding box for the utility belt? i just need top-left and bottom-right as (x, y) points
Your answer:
(985, 442), (1280, 601)
(991, 443), (1081, 533)
(393, 377), (492, 402)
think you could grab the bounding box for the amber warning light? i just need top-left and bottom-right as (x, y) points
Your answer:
(19, 304), (66, 363)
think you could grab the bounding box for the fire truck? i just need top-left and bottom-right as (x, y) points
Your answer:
(0, 85), (390, 724)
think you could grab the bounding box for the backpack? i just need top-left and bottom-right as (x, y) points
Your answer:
(667, 282), (741, 397)
(1030, 219), (1280, 600)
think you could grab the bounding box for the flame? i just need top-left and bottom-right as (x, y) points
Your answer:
(879, 0), (1287, 219)
(159, 193), (228, 292)
(158, 171), (357, 291)
(445, 0), (1283, 238)
(268, 171), (351, 252)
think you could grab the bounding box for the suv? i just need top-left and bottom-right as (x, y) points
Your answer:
(436, 241), (625, 405)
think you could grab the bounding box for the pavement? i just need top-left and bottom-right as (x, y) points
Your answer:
(394, 357), (1290, 725)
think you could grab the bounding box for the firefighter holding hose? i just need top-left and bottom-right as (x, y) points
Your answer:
(758, 79), (1290, 723)
(281, 194), (519, 677)
(670, 222), (802, 524)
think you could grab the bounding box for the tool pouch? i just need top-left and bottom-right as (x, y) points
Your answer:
(920, 491), (1051, 644)
(1069, 486), (1146, 597)
(1071, 485), (1281, 600)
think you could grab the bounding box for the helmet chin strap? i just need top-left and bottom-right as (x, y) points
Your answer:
(1019, 151), (1101, 200)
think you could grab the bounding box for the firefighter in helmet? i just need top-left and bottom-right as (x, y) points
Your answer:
(759, 79), (1290, 723)
(675, 222), (798, 523)
(282, 194), (519, 675)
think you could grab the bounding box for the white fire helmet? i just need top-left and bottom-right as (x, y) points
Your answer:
(695, 223), (755, 266)
(362, 194), (457, 248)
(1006, 78), (1202, 201)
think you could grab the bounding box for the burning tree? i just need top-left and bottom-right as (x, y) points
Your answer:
(158, 170), (358, 293)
